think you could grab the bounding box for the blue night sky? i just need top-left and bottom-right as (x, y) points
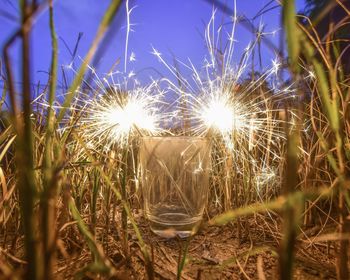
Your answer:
(0, 0), (306, 94)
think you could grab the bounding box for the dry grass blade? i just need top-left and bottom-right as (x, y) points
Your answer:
(69, 197), (115, 278)
(57, 0), (122, 123)
(208, 189), (330, 227)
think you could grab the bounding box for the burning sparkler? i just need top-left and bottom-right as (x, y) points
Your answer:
(151, 7), (294, 160)
(59, 0), (169, 152)
(148, 4), (299, 210)
(75, 75), (167, 151)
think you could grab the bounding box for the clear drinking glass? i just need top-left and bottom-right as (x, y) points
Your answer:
(139, 136), (211, 238)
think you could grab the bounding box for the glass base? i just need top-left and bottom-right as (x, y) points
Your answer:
(148, 213), (202, 238)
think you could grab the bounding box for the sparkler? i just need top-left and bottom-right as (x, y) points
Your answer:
(152, 7), (294, 162)
(74, 74), (167, 151)
(149, 4), (299, 207)
(59, 1), (168, 153)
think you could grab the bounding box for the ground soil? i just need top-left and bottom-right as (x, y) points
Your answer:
(53, 213), (337, 280)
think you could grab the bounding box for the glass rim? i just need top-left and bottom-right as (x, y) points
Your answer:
(140, 135), (209, 141)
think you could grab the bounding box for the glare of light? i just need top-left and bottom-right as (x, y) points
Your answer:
(105, 99), (156, 134)
(125, 100), (156, 131)
(77, 80), (166, 150)
(255, 167), (277, 193)
(150, 5), (293, 161)
(91, 96), (158, 147)
(272, 58), (281, 75)
(201, 97), (244, 133)
(129, 52), (136, 62)
(307, 70), (316, 80)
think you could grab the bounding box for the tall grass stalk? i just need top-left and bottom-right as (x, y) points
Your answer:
(41, 0), (59, 278)
(11, 1), (40, 279)
(280, 1), (302, 278)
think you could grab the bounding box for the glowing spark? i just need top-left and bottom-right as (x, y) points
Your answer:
(272, 58), (281, 75)
(124, 0), (131, 72)
(151, 47), (162, 59)
(79, 81), (166, 150)
(101, 97), (154, 134)
(150, 6), (294, 163)
(128, 70), (136, 78)
(255, 166), (278, 194)
(59, 64), (169, 152)
(129, 52), (136, 62)
(200, 95), (244, 134)
(203, 99), (234, 132)
(307, 70), (316, 80)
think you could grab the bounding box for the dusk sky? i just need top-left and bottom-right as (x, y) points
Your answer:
(0, 0), (306, 94)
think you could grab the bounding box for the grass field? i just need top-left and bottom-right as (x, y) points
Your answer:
(0, 0), (350, 279)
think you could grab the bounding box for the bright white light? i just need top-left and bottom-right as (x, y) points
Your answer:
(201, 97), (244, 133)
(149, 7), (293, 159)
(124, 100), (156, 131)
(102, 98), (157, 141)
(77, 80), (165, 150)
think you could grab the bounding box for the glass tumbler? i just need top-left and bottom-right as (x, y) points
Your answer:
(139, 136), (211, 238)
